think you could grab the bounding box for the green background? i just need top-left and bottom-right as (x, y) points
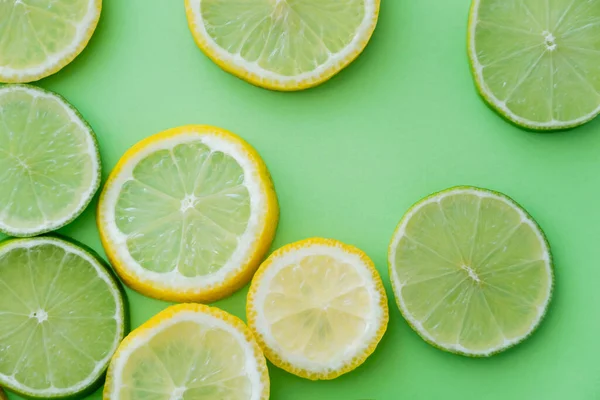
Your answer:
(4, 0), (600, 399)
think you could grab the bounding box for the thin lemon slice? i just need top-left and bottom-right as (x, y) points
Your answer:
(0, 0), (102, 83)
(0, 85), (101, 237)
(389, 186), (553, 356)
(97, 125), (279, 303)
(468, 0), (600, 130)
(247, 238), (388, 380)
(185, 0), (380, 90)
(104, 304), (269, 400)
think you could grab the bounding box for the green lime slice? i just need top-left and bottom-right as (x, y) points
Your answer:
(388, 187), (553, 356)
(0, 84), (101, 237)
(0, 236), (127, 398)
(468, 0), (600, 130)
(0, 0), (102, 83)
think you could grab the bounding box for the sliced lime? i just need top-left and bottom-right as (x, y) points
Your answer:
(0, 236), (127, 398)
(0, 0), (102, 83)
(0, 85), (101, 237)
(389, 187), (553, 356)
(468, 0), (600, 129)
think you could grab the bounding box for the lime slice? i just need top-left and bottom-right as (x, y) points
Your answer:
(104, 303), (269, 400)
(98, 125), (278, 303)
(468, 0), (600, 130)
(0, 236), (127, 398)
(0, 0), (102, 83)
(185, 0), (380, 90)
(247, 238), (388, 380)
(0, 85), (101, 237)
(388, 187), (553, 356)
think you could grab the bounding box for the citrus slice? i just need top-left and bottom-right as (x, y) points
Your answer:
(184, 0), (380, 91)
(98, 125), (279, 303)
(0, 236), (127, 398)
(104, 303), (269, 400)
(247, 238), (388, 380)
(0, 0), (102, 83)
(388, 186), (553, 356)
(468, 0), (600, 130)
(0, 85), (101, 237)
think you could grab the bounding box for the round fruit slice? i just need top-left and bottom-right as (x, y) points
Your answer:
(0, 0), (102, 83)
(0, 85), (101, 237)
(185, 0), (380, 91)
(247, 238), (388, 380)
(98, 125), (278, 303)
(468, 0), (600, 130)
(389, 186), (553, 356)
(0, 236), (127, 398)
(104, 303), (269, 400)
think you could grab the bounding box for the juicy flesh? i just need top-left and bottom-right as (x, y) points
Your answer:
(199, 0), (366, 76)
(263, 254), (372, 363)
(474, 0), (600, 123)
(117, 321), (254, 400)
(394, 193), (550, 353)
(0, 0), (92, 72)
(115, 142), (251, 278)
(0, 88), (95, 232)
(0, 243), (119, 391)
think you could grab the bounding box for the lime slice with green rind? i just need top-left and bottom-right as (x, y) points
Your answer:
(0, 84), (101, 237)
(389, 186), (553, 356)
(0, 236), (127, 398)
(468, 0), (600, 130)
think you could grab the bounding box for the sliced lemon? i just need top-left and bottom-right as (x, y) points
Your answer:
(247, 238), (388, 380)
(104, 303), (270, 400)
(0, 0), (102, 83)
(389, 186), (553, 356)
(184, 0), (380, 91)
(97, 125), (279, 303)
(468, 0), (600, 130)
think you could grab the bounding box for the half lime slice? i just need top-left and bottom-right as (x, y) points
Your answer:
(0, 85), (101, 237)
(0, 236), (127, 398)
(468, 0), (600, 129)
(389, 187), (553, 356)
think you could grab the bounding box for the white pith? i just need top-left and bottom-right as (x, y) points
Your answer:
(107, 310), (264, 400)
(388, 187), (553, 356)
(0, 0), (100, 81)
(0, 237), (125, 397)
(187, 0), (378, 84)
(0, 85), (100, 236)
(99, 129), (268, 291)
(468, 0), (600, 129)
(251, 243), (385, 373)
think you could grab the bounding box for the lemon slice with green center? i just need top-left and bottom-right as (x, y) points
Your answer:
(0, 0), (102, 83)
(468, 0), (600, 129)
(389, 187), (553, 356)
(185, 0), (380, 90)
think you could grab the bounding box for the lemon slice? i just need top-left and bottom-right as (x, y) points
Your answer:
(468, 0), (600, 130)
(389, 186), (553, 356)
(184, 0), (380, 90)
(0, 0), (102, 83)
(98, 125), (279, 303)
(247, 238), (388, 380)
(104, 304), (270, 400)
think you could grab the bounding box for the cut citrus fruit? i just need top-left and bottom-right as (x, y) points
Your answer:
(98, 125), (279, 303)
(0, 236), (127, 398)
(0, 0), (102, 83)
(104, 303), (269, 400)
(185, 0), (380, 91)
(468, 0), (600, 130)
(0, 84), (101, 237)
(389, 186), (553, 356)
(247, 238), (388, 380)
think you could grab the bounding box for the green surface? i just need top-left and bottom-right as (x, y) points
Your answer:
(2, 0), (599, 398)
